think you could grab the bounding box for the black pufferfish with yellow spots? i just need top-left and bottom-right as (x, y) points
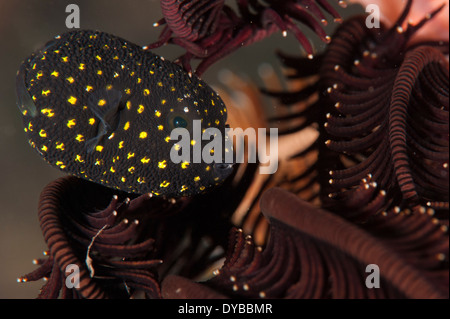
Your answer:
(16, 30), (233, 197)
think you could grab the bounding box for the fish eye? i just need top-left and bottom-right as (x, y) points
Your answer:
(167, 113), (191, 130)
(172, 116), (188, 128)
(165, 110), (193, 130)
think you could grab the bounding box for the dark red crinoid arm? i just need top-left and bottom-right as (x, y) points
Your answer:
(161, 188), (448, 299)
(17, 177), (174, 299)
(263, 0), (449, 222)
(148, 0), (344, 75)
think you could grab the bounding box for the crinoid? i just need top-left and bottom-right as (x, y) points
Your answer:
(162, 188), (449, 299)
(149, 0), (345, 74)
(17, 176), (181, 298)
(264, 0), (449, 222)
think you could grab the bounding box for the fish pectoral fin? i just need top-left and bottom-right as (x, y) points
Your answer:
(16, 65), (37, 117)
(85, 135), (101, 154)
(88, 87), (123, 122)
(85, 122), (109, 153)
(86, 87), (124, 152)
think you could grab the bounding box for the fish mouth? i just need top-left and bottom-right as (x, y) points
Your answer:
(36, 36), (61, 55)
(16, 36), (63, 118)
(16, 58), (37, 117)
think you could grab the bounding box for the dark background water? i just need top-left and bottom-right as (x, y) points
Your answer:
(0, 0), (359, 298)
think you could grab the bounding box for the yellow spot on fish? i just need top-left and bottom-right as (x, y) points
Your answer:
(124, 121), (130, 131)
(28, 122), (33, 131)
(141, 157), (150, 164)
(110, 166), (115, 173)
(96, 55), (102, 61)
(194, 176), (200, 182)
(106, 84), (113, 90)
(180, 185), (188, 192)
(66, 77), (75, 84)
(158, 160), (167, 169)
(79, 63), (85, 70)
(118, 141), (124, 149)
(61, 56), (69, 62)
(67, 119), (76, 128)
(39, 129), (47, 138)
(98, 99), (107, 106)
(75, 154), (84, 163)
(215, 119), (220, 125)
(67, 96), (77, 105)
(55, 142), (65, 151)
(41, 108), (55, 117)
(126, 101), (132, 110)
(138, 105), (145, 113)
(41, 145), (48, 152)
(88, 118), (96, 125)
(41, 89), (51, 96)
(95, 159), (104, 166)
(181, 162), (189, 169)
(139, 131), (147, 139)
(86, 85), (93, 92)
(161, 99), (166, 105)
(137, 177), (146, 184)
(165, 136), (171, 143)
(191, 140), (196, 146)
(200, 186), (206, 191)
(75, 134), (85, 142)
(96, 145), (104, 152)
(127, 152), (135, 159)
(143, 89), (150, 96)
(125, 88), (131, 94)
(157, 82), (163, 87)
(97, 70), (103, 75)
(155, 110), (161, 117)
(51, 71), (59, 77)
(36, 71), (43, 79)
(157, 125), (163, 130)
(128, 166), (135, 173)
(160, 181), (170, 188)
(121, 177), (126, 183)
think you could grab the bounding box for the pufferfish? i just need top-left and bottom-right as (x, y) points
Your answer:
(16, 30), (234, 197)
